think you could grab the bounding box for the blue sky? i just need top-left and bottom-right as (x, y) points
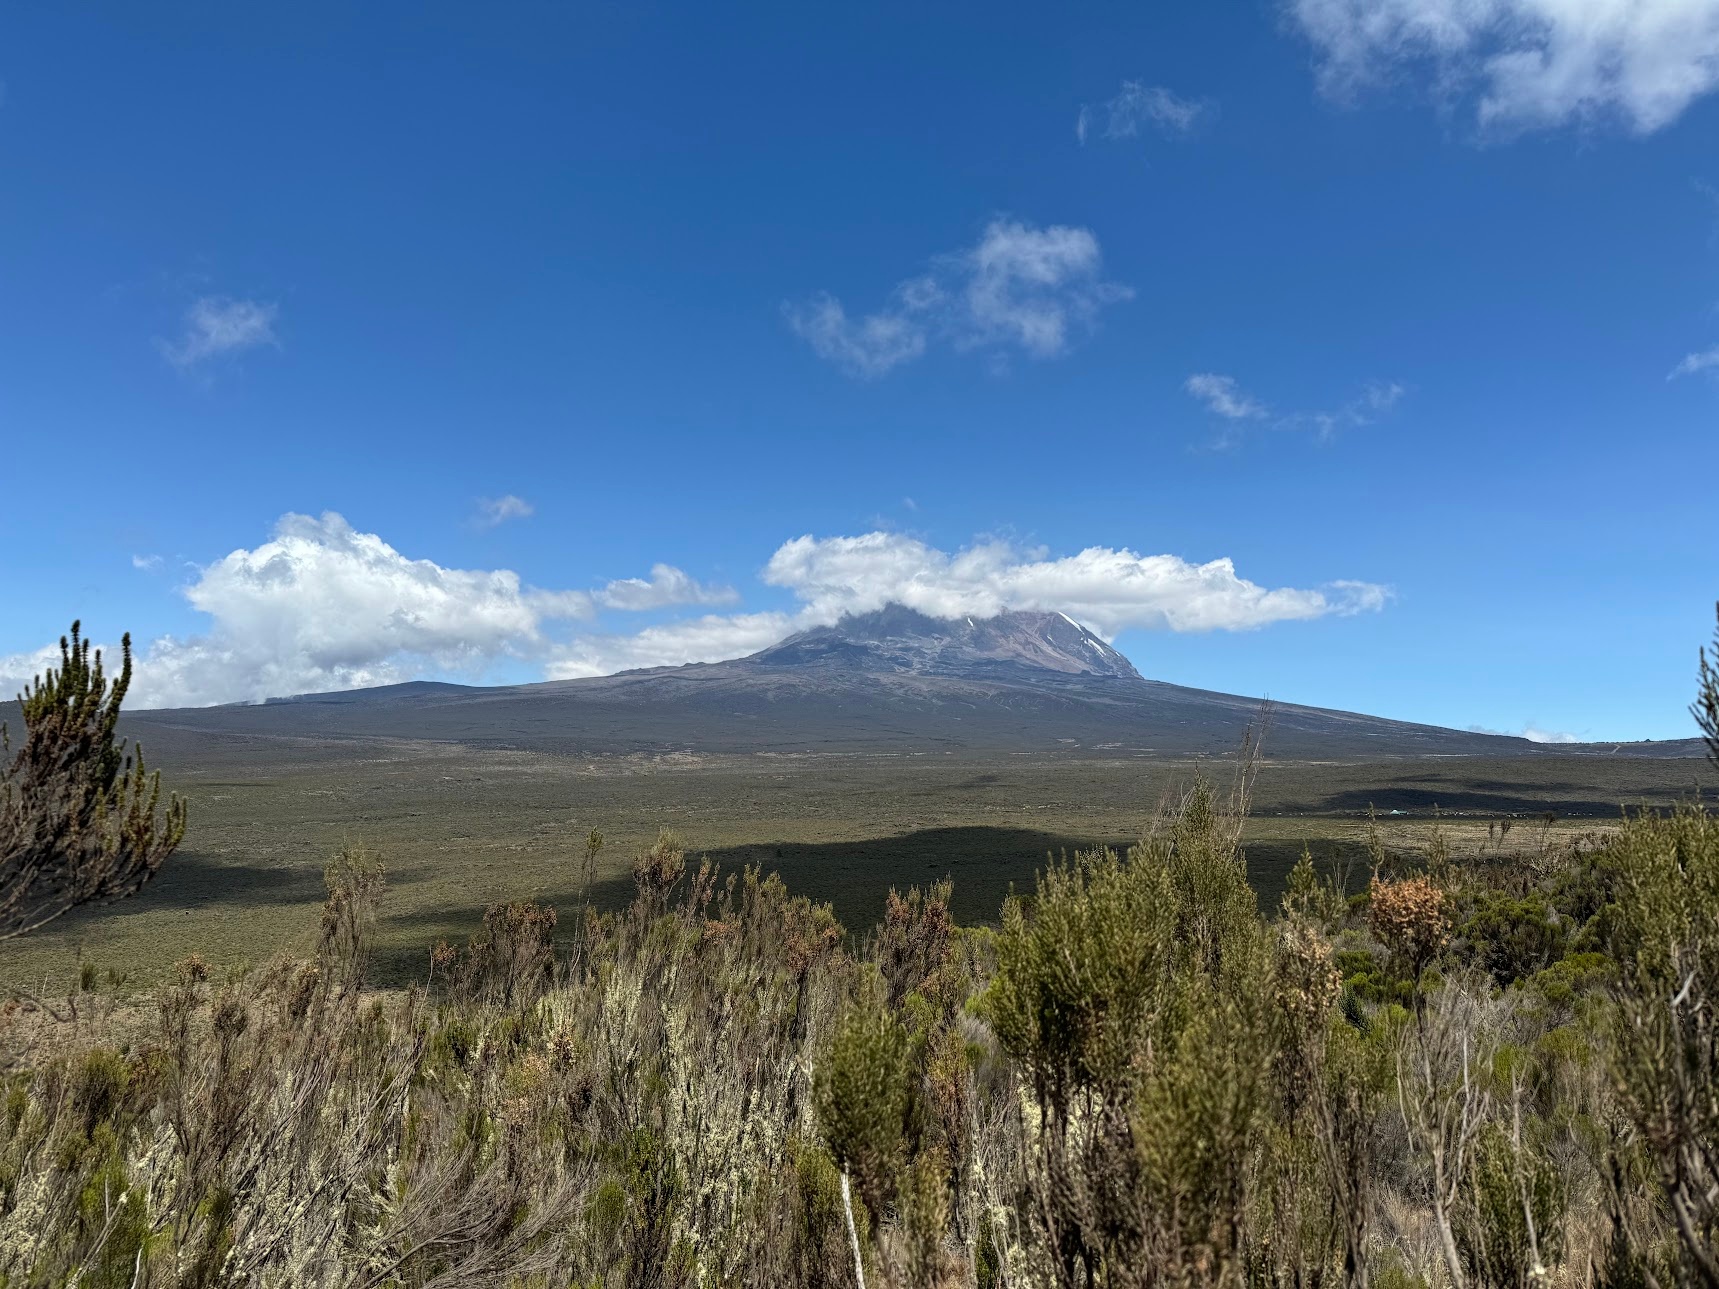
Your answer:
(3, 1), (1717, 739)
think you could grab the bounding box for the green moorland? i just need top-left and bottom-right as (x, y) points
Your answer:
(1, 620), (1716, 1286)
(1, 758), (1716, 1286)
(0, 734), (1701, 989)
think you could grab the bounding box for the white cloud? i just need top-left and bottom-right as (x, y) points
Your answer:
(159, 296), (278, 368)
(785, 219), (1131, 377)
(762, 532), (1388, 635)
(1469, 721), (1583, 743)
(0, 644), (70, 705)
(10, 518), (1387, 699)
(595, 564), (741, 611)
(1291, 0), (1719, 134)
(474, 494), (535, 528)
(1670, 344), (1719, 377)
(548, 533), (1385, 676)
(131, 554), (163, 571)
(4, 516), (766, 706)
(1079, 82), (1210, 144)
(962, 221), (1132, 357)
(118, 512), (595, 707)
(548, 612), (797, 679)
(1186, 373), (1270, 419)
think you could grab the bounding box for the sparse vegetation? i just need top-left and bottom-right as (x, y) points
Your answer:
(0, 744), (1691, 994)
(0, 757), (1710, 1285)
(0, 626), (1710, 1285)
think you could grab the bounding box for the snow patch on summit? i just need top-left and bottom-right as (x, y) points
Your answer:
(748, 604), (1142, 680)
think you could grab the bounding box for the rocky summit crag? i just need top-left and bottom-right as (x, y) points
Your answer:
(749, 605), (1141, 680)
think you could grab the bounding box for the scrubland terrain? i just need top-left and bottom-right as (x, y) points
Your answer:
(2, 618), (1714, 1287)
(1, 749), (1714, 1287)
(0, 732), (1700, 989)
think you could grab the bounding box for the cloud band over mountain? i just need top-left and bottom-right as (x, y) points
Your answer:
(0, 513), (1390, 707)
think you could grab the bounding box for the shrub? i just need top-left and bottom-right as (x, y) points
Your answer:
(815, 985), (916, 1215)
(0, 622), (185, 939)
(458, 898), (557, 1006)
(1369, 874), (1450, 984)
(633, 826), (687, 900)
(1460, 888), (1568, 987)
(1600, 806), (1719, 1285)
(1456, 1121), (1566, 1289)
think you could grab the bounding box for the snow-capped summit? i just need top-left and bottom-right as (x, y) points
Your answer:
(746, 604), (1141, 680)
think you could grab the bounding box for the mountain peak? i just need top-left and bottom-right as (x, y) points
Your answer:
(746, 604), (1142, 680)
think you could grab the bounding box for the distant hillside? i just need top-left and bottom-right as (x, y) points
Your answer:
(90, 606), (1708, 761)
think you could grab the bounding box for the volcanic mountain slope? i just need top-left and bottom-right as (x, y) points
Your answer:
(751, 605), (1140, 679)
(109, 606), (1704, 761)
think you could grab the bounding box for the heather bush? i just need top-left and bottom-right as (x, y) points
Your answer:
(1598, 804), (1719, 1287)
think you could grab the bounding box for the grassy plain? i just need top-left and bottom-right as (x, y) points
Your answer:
(0, 732), (1706, 989)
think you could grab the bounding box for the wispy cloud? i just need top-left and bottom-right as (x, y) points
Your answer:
(785, 219), (1131, 378)
(1294, 380), (1406, 442)
(1290, 0), (1719, 135)
(1186, 372), (1404, 445)
(782, 295), (927, 377)
(474, 495), (535, 528)
(158, 296), (279, 369)
(1186, 373), (1269, 420)
(1670, 344), (1719, 379)
(1077, 82), (1211, 145)
(131, 554), (163, 571)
